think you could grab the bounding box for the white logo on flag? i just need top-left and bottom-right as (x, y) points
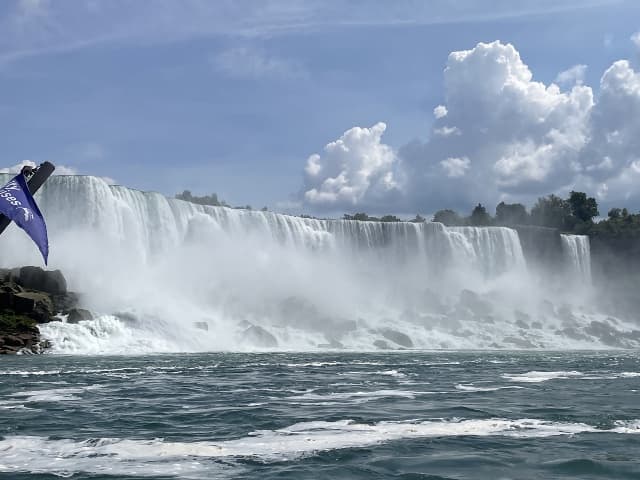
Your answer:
(17, 207), (34, 222)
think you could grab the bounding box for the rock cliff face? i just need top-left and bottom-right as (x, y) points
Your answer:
(0, 267), (78, 354)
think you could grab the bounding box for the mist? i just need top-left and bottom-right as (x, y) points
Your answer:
(0, 174), (635, 353)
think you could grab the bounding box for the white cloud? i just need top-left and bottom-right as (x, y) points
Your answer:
(440, 157), (470, 177)
(213, 46), (306, 79)
(302, 122), (401, 207)
(299, 39), (640, 212)
(555, 64), (587, 86)
(433, 126), (461, 137)
(433, 105), (448, 119)
(0, 160), (77, 175)
(0, 1), (617, 65)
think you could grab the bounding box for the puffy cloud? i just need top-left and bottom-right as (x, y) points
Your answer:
(433, 105), (448, 119)
(302, 122), (401, 207)
(0, 160), (77, 175)
(440, 157), (470, 177)
(555, 64), (587, 86)
(299, 39), (640, 213)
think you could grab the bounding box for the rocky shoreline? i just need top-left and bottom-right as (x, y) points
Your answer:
(0, 266), (84, 354)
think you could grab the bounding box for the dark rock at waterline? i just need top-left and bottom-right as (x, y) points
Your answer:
(11, 266), (67, 295)
(67, 308), (94, 324)
(373, 339), (391, 350)
(0, 267), (80, 354)
(379, 328), (413, 348)
(242, 325), (278, 348)
(584, 320), (626, 347)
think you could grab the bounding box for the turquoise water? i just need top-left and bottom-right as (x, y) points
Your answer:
(0, 352), (639, 479)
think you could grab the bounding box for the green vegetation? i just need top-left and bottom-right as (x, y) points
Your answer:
(176, 190), (229, 207)
(0, 311), (36, 333)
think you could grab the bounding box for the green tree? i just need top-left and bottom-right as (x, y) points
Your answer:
(608, 208), (622, 219)
(380, 215), (401, 222)
(568, 191), (599, 223)
(469, 203), (492, 226)
(410, 214), (426, 223)
(530, 194), (574, 230)
(495, 202), (528, 226)
(432, 209), (463, 226)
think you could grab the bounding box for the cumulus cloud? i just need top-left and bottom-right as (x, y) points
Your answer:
(299, 38), (640, 213)
(440, 157), (470, 177)
(0, 160), (77, 175)
(302, 122), (401, 207)
(555, 64), (587, 86)
(433, 105), (448, 119)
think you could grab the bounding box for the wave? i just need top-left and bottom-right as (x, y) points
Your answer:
(0, 418), (637, 477)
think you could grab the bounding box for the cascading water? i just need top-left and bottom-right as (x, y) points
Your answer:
(0, 174), (633, 352)
(560, 234), (592, 284)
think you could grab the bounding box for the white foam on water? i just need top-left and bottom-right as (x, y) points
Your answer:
(0, 418), (637, 477)
(455, 384), (524, 392)
(501, 371), (584, 383)
(9, 385), (102, 403)
(0, 370), (62, 376)
(285, 389), (424, 404)
(374, 369), (407, 378)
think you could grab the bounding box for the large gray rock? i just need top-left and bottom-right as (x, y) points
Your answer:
(15, 267), (67, 295)
(380, 328), (413, 348)
(242, 325), (278, 348)
(67, 308), (93, 324)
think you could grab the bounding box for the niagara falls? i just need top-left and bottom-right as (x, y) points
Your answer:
(1, 1), (640, 479)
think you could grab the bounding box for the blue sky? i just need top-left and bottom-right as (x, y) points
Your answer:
(1, 0), (640, 216)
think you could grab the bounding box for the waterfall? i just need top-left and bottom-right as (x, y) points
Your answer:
(0, 174), (620, 352)
(560, 234), (592, 284)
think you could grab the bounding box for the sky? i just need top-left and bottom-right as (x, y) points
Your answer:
(1, 0), (640, 217)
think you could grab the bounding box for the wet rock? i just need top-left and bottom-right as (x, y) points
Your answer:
(114, 312), (138, 324)
(459, 289), (492, 316)
(13, 292), (54, 323)
(379, 328), (413, 348)
(67, 308), (93, 324)
(585, 320), (624, 347)
(514, 312), (530, 329)
(373, 339), (391, 350)
(14, 266), (67, 295)
(503, 336), (535, 348)
(242, 325), (278, 348)
(555, 327), (589, 341)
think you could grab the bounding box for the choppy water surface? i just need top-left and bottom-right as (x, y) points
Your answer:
(0, 352), (638, 479)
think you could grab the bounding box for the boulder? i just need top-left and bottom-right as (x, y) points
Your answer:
(13, 292), (54, 323)
(15, 266), (67, 295)
(373, 339), (391, 350)
(459, 289), (492, 316)
(380, 328), (413, 348)
(242, 325), (278, 348)
(67, 308), (93, 324)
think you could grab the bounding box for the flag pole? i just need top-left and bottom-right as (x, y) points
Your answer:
(0, 161), (56, 237)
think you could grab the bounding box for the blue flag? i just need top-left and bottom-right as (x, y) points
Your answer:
(0, 174), (49, 264)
